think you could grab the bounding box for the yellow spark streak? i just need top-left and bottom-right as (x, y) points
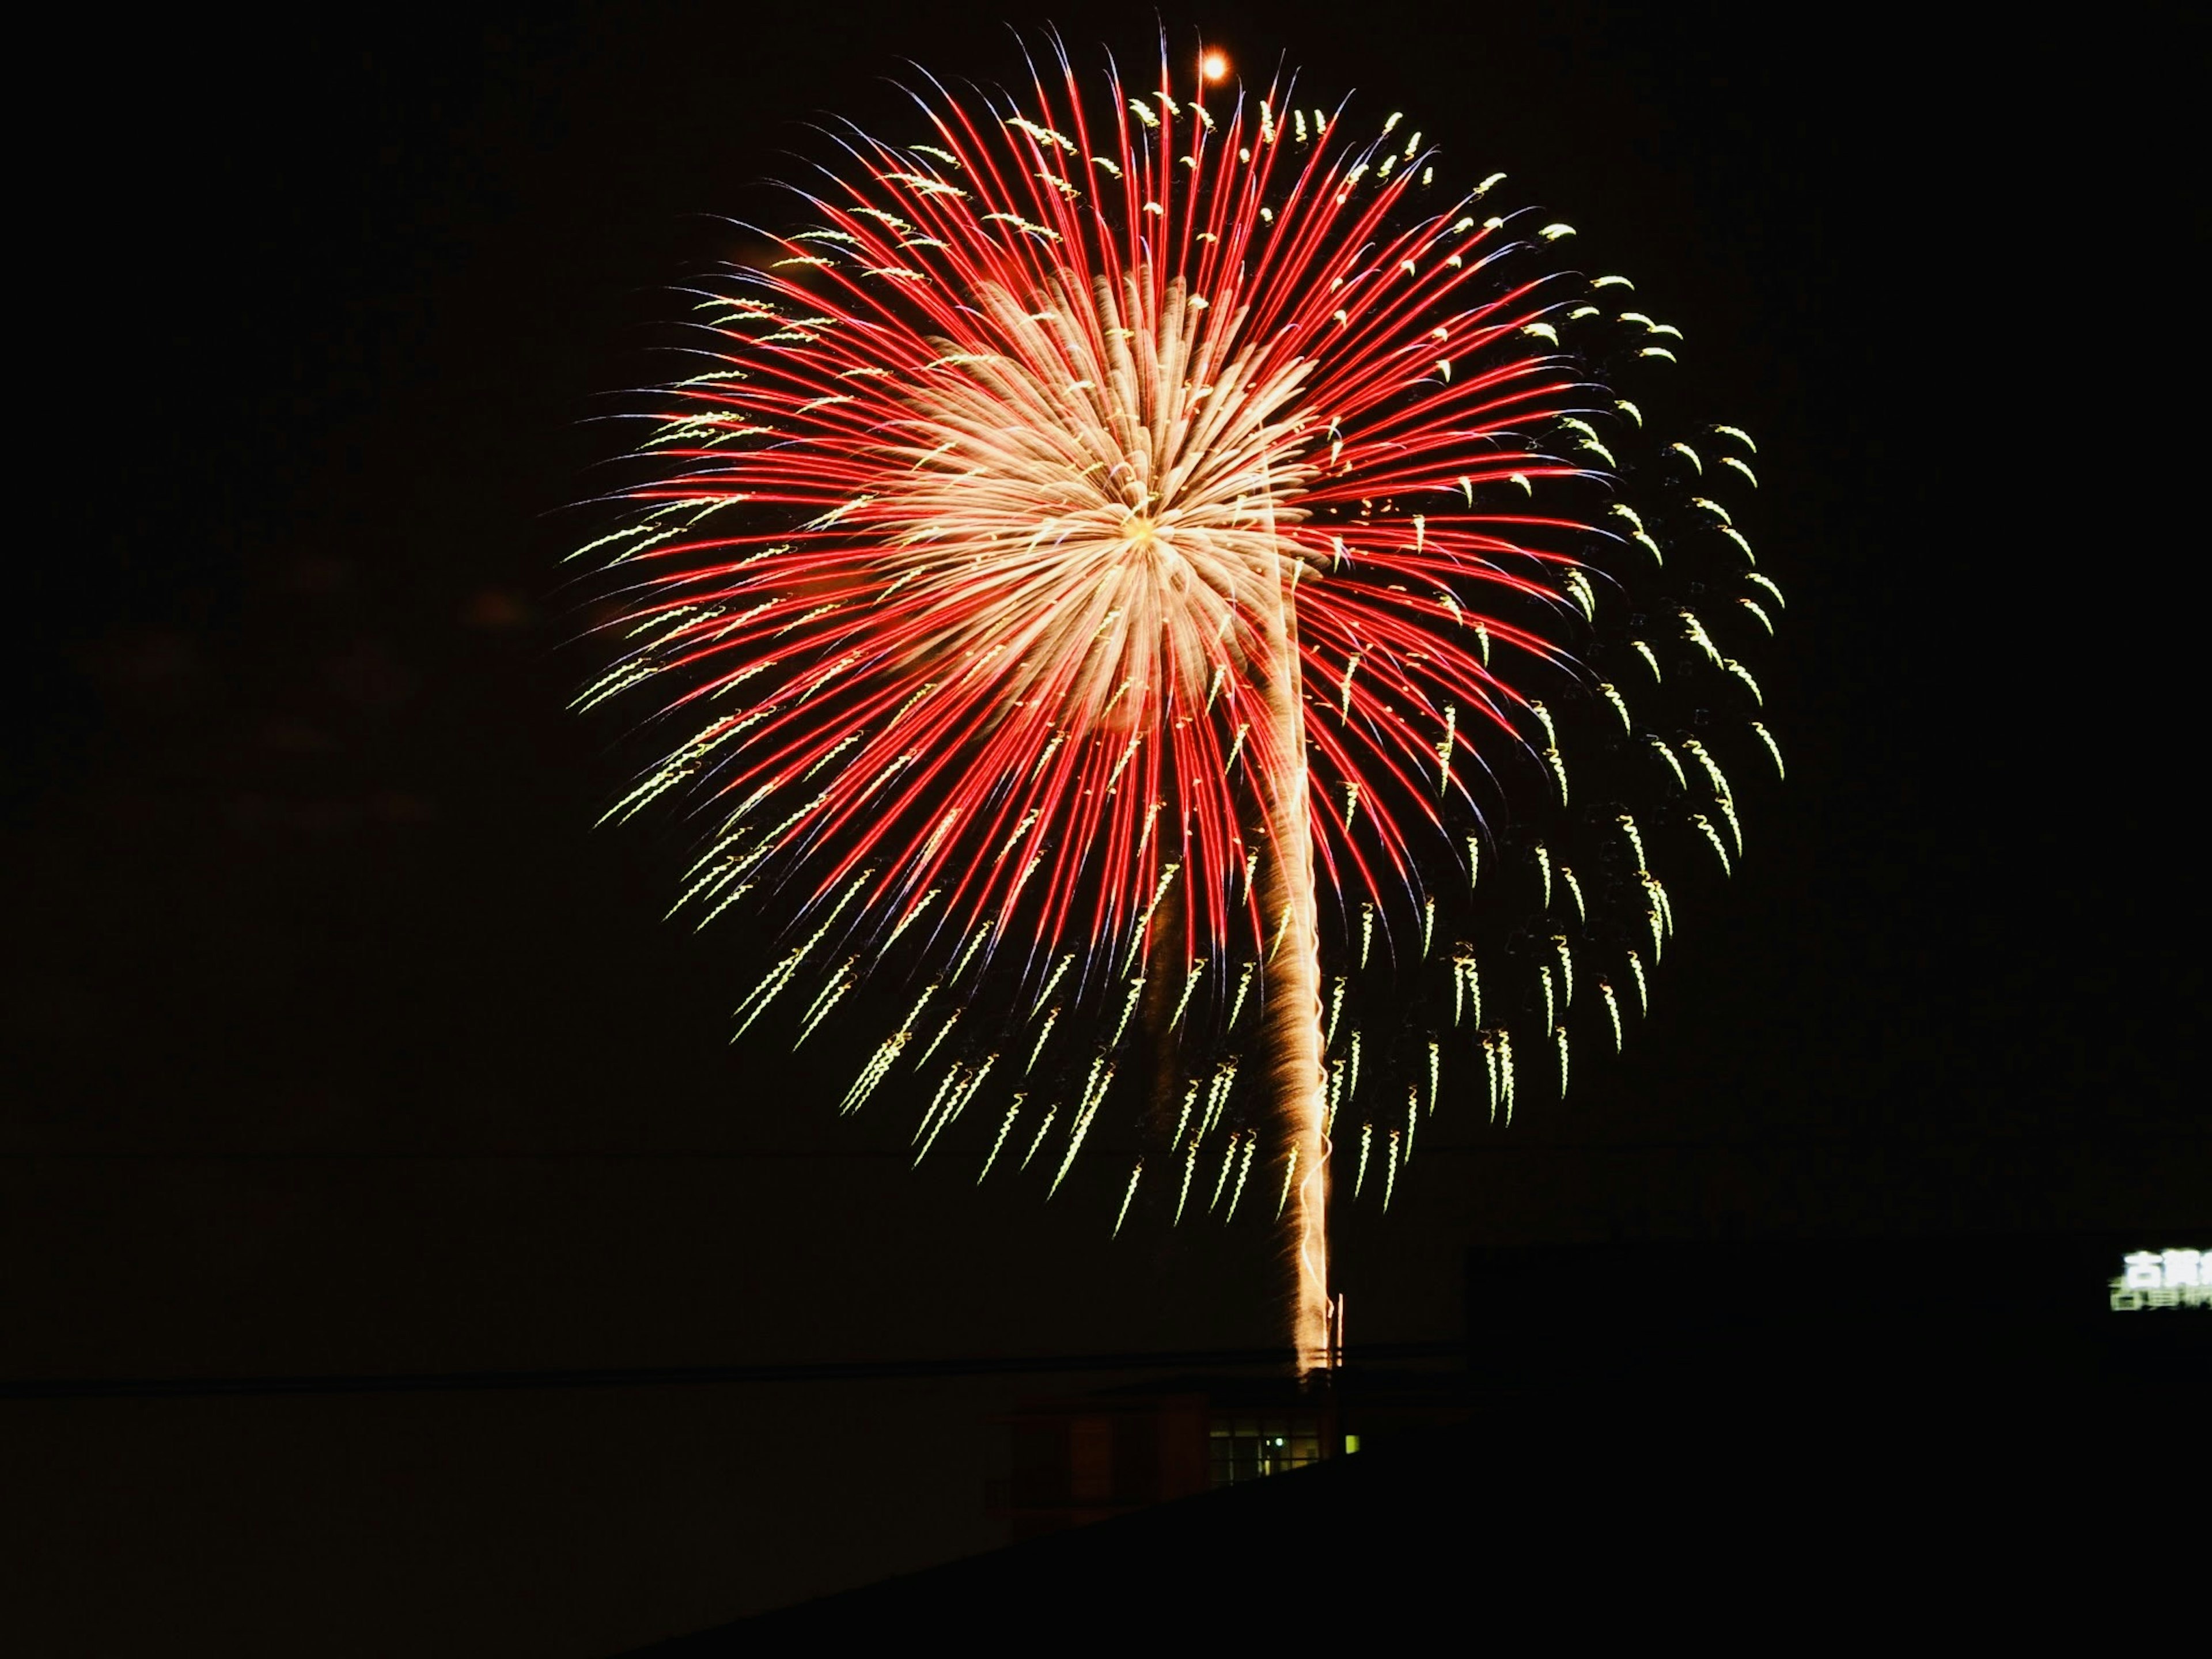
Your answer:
(1354, 1122), (1373, 1198)
(1544, 747), (1570, 805)
(1437, 703), (1457, 794)
(1560, 866), (1586, 924)
(1175, 1138), (1199, 1224)
(1003, 116), (1075, 153)
(839, 1041), (902, 1117)
(1031, 953), (1074, 1016)
(1600, 982), (1624, 1051)
(1626, 951), (1649, 1015)
(1422, 895), (1435, 959)
(978, 1093), (1024, 1182)
(1681, 737), (1733, 801)
(1618, 813), (1648, 871)
(1201, 1060), (1237, 1140)
(1555, 1026), (1571, 1097)
(880, 888), (940, 955)
(915, 1052), (994, 1165)
(1104, 733), (1146, 798)
(1554, 934), (1575, 1008)
(730, 948), (803, 1039)
(1466, 834), (1482, 891)
(1170, 959), (1205, 1029)
(1382, 1129), (1400, 1211)
(916, 1009), (960, 1067)
(1453, 949), (1482, 1028)
(1723, 658), (1764, 705)
(1047, 1070), (1110, 1198)
(1112, 1161), (1143, 1236)
(1325, 1058), (1345, 1135)
(1427, 1039), (1441, 1115)
(994, 809), (1041, 862)
(1717, 794), (1745, 857)
(1481, 1034), (1499, 1122)
(950, 921), (994, 984)
(1537, 964), (1555, 1031)
(1171, 1080), (1199, 1153)
(1119, 861), (1182, 975)
(914, 1066), (964, 1152)
(1565, 570), (1596, 619)
(1498, 1031), (1517, 1123)
(1692, 813), (1733, 874)
(1751, 721), (1786, 779)
(1533, 842), (1552, 908)
(1633, 640), (1663, 681)
(1210, 1131), (1241, 1211)
(1325, 976), (1346, 1048)
(1020, 1103), (1058, 1170)
(1358, 902), (1376, 969)
(1274, 1144), (1301, 1218)
(1680, 609), (1724, 666)
(1649, 738), (1688, 790)
(1108, 976), (1146, 1048)
(1025, 1006), (1059, 1074)
(836, 986), (925, 1119)
(1227, 962), (1256, 1031)
(794, 964), (857, 1047)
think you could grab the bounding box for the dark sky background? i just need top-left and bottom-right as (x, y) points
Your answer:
(4, 3), (2199, 1653)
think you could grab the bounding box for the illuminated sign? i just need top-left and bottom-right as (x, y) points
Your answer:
(2109, 1248), (2211, 1312)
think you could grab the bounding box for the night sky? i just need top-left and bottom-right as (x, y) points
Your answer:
(5, 3), (2199, 1652)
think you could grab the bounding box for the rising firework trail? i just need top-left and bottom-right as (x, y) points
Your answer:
(575, 36), (1784, 1375)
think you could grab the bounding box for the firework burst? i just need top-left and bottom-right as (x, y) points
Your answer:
(575, 40), (1783, 1373)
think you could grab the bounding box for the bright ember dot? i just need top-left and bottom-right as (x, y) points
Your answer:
(1202, 51), (1229, 82)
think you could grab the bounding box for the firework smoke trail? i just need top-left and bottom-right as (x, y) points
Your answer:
(1251, 461), (1332, 1371)
(577, 38), (1783, 1374)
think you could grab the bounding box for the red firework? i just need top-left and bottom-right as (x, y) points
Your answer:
(578, 41), (1780, 1369)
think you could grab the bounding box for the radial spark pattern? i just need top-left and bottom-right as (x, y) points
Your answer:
(577, 46), (1782, 1368)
